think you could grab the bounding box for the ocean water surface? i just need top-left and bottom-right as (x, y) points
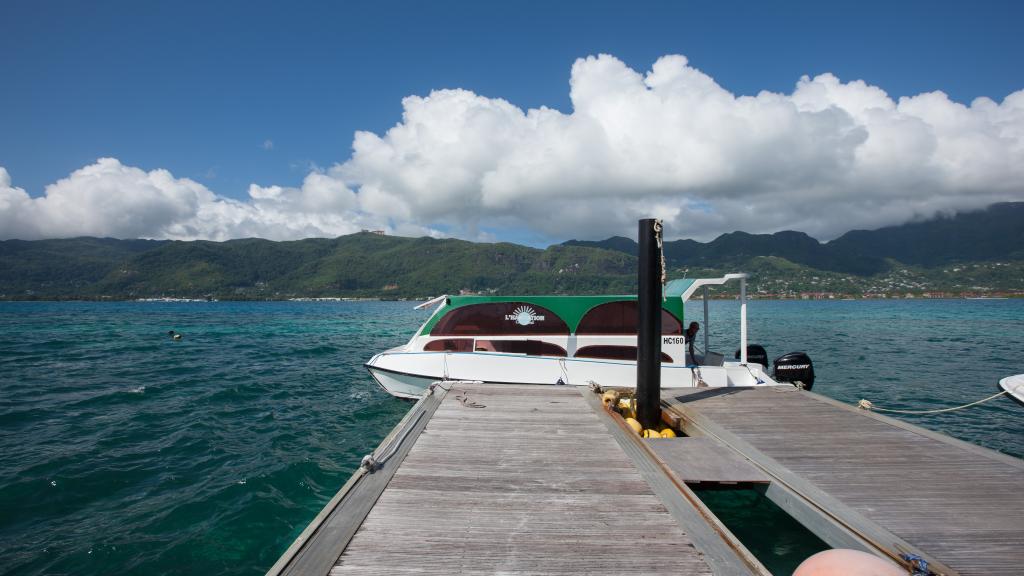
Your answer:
(1, 299), (1021, 575)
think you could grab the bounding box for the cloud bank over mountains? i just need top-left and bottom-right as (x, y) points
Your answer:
(2, 54), (1022, 242)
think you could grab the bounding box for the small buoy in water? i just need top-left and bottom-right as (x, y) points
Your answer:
(659, 428), (677, 438)
(793, 549), (904, 576)
(624, 417), (642, 434)
(642, 429), (661, 438)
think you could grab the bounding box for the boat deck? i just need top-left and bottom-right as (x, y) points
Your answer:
(663, 386), (1024, 576)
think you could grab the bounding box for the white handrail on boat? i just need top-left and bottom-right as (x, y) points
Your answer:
(414, 295), (448, 310)
(666, 273), (750, 366)
(740, 276), (747, 364)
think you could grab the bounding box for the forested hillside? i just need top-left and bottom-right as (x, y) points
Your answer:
(2, 203), (1022, 299)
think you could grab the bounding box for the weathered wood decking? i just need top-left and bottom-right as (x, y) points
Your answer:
(663, 386), (1024, 576)
(270, 381), (1024, 576)
(647, 437), (770, 485)
(331, 383), (716, 575)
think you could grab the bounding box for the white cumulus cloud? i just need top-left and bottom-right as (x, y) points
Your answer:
(336, 54), (1024, 241)
(2, 54), (1022, 242)
(0, 158), (390, 241)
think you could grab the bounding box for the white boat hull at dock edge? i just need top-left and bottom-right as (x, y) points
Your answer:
(365, 365), (440, 399)
(365, 350), (775, 399)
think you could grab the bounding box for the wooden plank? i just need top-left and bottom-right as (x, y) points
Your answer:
(647, 437), (771, 484)
(580, 390), (769, 576)
(664, 386), (1024, 576)
(664, 388), (956, 573)
(332, 383), (716, 576)
(807, 389), (1024, 469)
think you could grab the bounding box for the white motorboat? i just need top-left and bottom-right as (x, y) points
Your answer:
(366, 274), (814, 399)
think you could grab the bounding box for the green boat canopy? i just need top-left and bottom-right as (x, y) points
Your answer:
(417, 294), (686, 336)
(414, 274), (748, 337)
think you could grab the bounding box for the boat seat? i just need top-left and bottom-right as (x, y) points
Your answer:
(703, 351), (725, 366)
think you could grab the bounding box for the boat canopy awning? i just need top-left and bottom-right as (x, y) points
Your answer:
(666, 274), (748, 302)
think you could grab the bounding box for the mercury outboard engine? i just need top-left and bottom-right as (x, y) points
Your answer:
(773, 352), (815, 390)
(734, 345), (769, 368)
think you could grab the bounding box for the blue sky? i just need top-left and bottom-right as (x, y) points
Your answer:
(1, 0), (1023, 244)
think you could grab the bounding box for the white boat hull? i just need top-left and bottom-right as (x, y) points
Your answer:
(366, 366), (442, 400)
(998, 374), (1024, 407)
(366, 350), (778, 399)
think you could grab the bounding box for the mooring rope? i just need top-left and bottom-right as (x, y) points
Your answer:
(857, 390), (1008, 415)
(558, 357), (570, 385)
(652, 219), (668, 301)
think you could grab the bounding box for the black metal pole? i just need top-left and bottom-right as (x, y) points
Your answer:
(636, 218), (662, 430)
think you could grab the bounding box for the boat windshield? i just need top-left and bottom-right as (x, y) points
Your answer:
(475, 340), (567, 357)
(576, 301), (682, 335)
(423, 338), (474, 352)
(575, 345), (673, 363)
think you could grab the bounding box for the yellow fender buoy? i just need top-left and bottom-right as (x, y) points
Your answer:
(602, 390), (620, 407)
(617, 398), (635, 419)
(624, 418), (642, 434)
(642, 429), (661, 438)
(659, 428), (677, 438)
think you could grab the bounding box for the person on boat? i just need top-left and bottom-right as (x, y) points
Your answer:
(684, 322), (700, 364)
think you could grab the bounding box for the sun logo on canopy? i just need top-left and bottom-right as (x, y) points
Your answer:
(508, 305), (543, 326)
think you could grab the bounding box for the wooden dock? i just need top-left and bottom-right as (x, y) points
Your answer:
(269, 382), (1024, 576)
(662, 386), (1024, 576)
(268, 382), (765, 576)
(333, 383), (719, 575)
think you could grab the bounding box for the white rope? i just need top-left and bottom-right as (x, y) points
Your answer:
(857, 390), (1008, 415)
(743, 364), (766, 385)
(362, 409), (427, 471)
(652, 220), (667, 299)
(691, 366), (707, 388)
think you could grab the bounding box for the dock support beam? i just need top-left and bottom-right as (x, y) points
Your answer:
(636, 218), (662, 430)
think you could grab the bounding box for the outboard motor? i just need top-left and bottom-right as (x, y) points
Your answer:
(773, 352), (815, 390)
(735, 344), (769, 368)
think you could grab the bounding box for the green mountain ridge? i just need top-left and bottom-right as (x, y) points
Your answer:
(1, 203), (1022, 300)
(565, 202), (1024, 275)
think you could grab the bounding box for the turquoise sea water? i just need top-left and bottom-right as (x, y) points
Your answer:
(1, 299), (1021, 575)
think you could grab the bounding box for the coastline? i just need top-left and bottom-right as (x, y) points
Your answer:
(1, 292), (1021, 303)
